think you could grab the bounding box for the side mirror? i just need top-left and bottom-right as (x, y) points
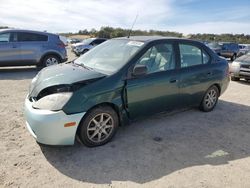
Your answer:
(132, 65), (147, 77)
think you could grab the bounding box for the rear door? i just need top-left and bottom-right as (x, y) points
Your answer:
(178, 42), (213, 107)
(17, 32), (48, 64)
(125, 41), (180, 119)
(0, 32), (21, 66)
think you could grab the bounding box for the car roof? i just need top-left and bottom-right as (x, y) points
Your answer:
(114, 35), (201, 44)
(0, 28), (57, 36)
(115, 36), (176, 42)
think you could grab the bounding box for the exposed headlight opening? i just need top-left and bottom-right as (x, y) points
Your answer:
(35, 77), (104, 101)
(32, 92), (73, 111)
(36, 85), (74, 100)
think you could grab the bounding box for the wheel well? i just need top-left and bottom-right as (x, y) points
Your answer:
(213, 83), (221, 95)
(75, 102), (121, 138)
(40, 53), (62, 64)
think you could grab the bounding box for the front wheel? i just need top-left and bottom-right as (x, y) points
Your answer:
(78, 106), (119, 147)
(200, 86), (219, 112)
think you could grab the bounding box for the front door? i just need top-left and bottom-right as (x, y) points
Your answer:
(125, 42), (180, 119)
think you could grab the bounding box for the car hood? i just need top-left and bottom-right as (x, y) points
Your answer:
(29, 63), (106, 97)
(236, 54), (250, 64)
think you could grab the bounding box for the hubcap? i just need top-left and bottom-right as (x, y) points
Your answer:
(87, 113), (114, 143)
(204, 89), (217, 109)
(46, 57), (58, 66)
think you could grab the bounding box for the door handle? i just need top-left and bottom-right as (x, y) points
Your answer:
(12, 45), (17, 48)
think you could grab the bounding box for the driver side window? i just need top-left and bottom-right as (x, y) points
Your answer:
(136, 43), (175, 74)
(0, 32), (10, 42)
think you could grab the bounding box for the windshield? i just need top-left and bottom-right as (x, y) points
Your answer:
(74, 39), (144, 74)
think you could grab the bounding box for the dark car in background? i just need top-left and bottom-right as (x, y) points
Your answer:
(24, 36), (229, 147)
(72, 38), (107, 56)
(207, 42), (222, 54)
(230, 52), (250, 81)
(0, 29), (67, 67)
(218, 43), (240, 61)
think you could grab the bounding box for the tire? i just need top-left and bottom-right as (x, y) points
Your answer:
(200, 85), (219, 112)
(42, 55), (60, 67)
(231, 54), (236, 61)
(78, 106), (119, 147)
(231, 76), (240, 81)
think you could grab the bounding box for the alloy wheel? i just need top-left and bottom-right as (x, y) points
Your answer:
(46, 57), (59, 66)
(204, 89), (217, 109)
(86, 113), (114, 143)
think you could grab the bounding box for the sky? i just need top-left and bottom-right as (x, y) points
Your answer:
(0, 0), (250, 35)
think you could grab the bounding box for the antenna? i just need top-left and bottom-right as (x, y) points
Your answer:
(128, 14), (138, 38)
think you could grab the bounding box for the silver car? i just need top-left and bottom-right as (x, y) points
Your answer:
(0, 29), (67, 67)
(72, 38), (107, 56)
(230, 52), (250, 81)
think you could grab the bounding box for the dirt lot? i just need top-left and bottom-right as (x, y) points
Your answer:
(0, 50), (250, 187)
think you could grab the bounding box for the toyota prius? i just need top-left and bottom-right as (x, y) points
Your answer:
(24, 36), (230, 147)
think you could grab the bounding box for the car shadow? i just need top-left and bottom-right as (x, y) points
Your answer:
(0, 66), (39, 80)
(40, 100), (250, 184)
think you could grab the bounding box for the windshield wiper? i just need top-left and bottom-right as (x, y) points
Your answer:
(72, 61), (93, 70)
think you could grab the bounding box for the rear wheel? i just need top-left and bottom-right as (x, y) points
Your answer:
(200, 86), (219, 112)
(78, 106), (119, 147)
(231, 76), (240, 81)
(42, 55), (60, 67)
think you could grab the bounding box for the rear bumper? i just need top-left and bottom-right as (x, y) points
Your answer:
(24, 97), (85, 145)
(220, 76), (230, 95)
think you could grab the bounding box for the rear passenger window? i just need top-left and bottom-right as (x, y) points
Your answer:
(17, 32), (48, 42)
(179, 44), (210, 68)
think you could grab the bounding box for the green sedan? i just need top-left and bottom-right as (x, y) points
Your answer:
(24, 36), (230, 147)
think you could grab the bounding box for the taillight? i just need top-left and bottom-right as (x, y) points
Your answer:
(57, 41), (66, 48)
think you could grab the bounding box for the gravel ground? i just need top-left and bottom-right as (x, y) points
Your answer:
(0, 51), (250, 188)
